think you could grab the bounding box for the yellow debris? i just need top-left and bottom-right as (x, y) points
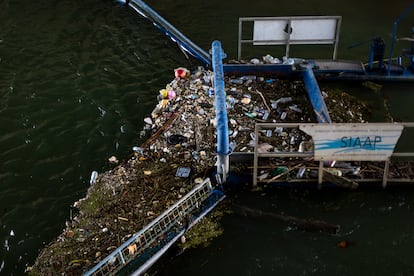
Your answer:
(128, 244), (137, 255)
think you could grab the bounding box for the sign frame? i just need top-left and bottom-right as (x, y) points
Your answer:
(299, 123), (404, 161)
(238, 16), (342, 59)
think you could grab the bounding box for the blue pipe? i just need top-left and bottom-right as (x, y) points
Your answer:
(301, 65), (332, 123)
(126, 0), (211, 66)
(387, 3), (414, 76)
(211, 40), (229, 181)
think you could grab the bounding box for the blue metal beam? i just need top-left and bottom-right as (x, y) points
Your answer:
(126, 0), (212, 66)
(211, 40), (230, 182)
(301, 65), (332, 123)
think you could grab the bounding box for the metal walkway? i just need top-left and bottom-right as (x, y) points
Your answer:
(85, 178), (225, 276)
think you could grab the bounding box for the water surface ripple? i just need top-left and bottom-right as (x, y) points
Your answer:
(1, 0), (414, 275)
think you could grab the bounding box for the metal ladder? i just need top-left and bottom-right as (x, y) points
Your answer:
(85, 178), (224, 276)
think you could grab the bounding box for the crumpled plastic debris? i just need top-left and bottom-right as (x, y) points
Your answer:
(133, 64), (370, 184)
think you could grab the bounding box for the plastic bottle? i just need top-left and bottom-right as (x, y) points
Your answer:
(89, 171), (98, 185)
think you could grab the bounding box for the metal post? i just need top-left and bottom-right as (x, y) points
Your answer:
(382, 158), (390, 188)
(238, 18), (243, 60)
(285, 19), (292, 58)
(253, 124), (259, 187)
(332, 17), (342, 60)
(318, 161), (323, 190)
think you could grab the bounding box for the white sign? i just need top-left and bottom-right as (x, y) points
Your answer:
(299, 123), (404, 161)
(253, 16), (340, 45)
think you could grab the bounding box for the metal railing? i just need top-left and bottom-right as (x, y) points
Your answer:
(237, 16), (342, 60)
(85, 178), (224, 276)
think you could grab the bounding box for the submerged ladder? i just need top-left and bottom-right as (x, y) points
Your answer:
(85, 178), (225, 276)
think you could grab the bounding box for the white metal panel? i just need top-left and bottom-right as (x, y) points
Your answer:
(290, 18), (338, 44)
(253, 19), (289, 45)
(252, 17), (338, 45)
(299, 123), (404, 161)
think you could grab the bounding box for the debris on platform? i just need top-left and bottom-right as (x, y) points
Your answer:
(28, 66), (372, 274)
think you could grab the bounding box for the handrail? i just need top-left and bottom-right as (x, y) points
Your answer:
(85, 178), (219, 275)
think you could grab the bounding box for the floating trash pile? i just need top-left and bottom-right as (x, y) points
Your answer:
(139, 66), (369, 158)
(28, 66), (372, 274)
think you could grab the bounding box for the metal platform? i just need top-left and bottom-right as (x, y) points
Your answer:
(312, 59), (366, 74)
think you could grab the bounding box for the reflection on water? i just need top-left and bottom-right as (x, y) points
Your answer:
(0, 0), (414, 274)
(158, 189), (414, 276)
(0, 0), (180, 273)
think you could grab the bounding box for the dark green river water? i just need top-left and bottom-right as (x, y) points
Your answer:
(1, 0), (414, 274)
